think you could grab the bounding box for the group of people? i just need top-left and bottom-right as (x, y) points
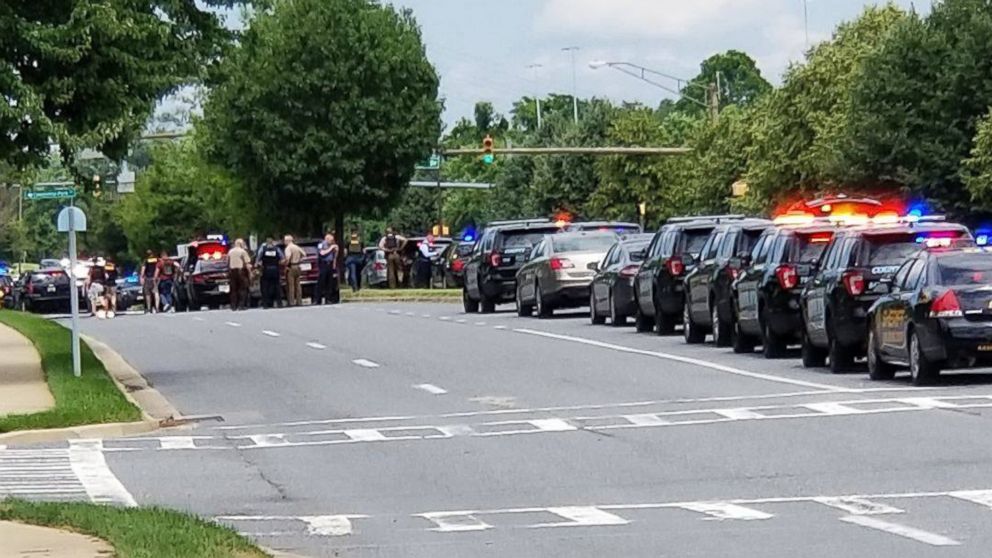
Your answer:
(85, 256), (120, 318)
(139, 251), (182, 313)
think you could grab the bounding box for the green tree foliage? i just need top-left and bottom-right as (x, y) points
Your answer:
(1, 1), (242, 169)
(119, 138), (246, 258)
(676, 50), (772, 115)
(963, 110), (992, 214)
(201, 0), (441, 237)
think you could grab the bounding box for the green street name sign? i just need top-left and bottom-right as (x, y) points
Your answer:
(25, 188), (76, 201)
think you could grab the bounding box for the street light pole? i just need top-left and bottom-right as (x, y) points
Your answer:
(803, 0), (810, 48)
(562, 47), (580, 124)
(526, 63), (544, 130)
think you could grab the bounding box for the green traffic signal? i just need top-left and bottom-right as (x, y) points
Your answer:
(483, 153), (495, 165)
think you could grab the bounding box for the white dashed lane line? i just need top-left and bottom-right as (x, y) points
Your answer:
(262, 330), (281, 337)
(306, 342), (327, 350)
(224, 321), (242, 328)
(352, 359), (380, 369)
(413, 383), (448, 395)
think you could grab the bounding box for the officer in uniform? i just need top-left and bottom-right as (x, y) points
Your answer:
(344, 229), (364, 292)
(103, 257), (119, 314)
(256, 238), (284, 309)
(378, 227), (407, 289)
(140, 250), (159, 313)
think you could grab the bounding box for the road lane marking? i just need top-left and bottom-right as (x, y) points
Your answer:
(225, 321), (241, 328)
(306, 342), (327, 350)
(512, 328), (848, 392)
(623, 413), (669, 426)
(803, 402), (867, 415)
(68, 440), (137, 507)
(418, 512), (493, 532)
(814, 497), (904, 515)
(343, 429), (388, 442)
(678, 502), (773, 521)
(192, 316), (205, 322)
(413, 383), (448, 395)
(949, 490), (992, 509)
(439, 316), (451, 321)
(158, 437), (198, 450)
(247, 434), (288, 447)
(839, 516), (960, 546)
(537, 507), (630, 527)
(352, 358), (380, 368)
(300, 515), (367, 536)
(455, 319), (467, 324)
(405, 312), (415, 316)
(712, 408), (765, 420)
(493, 325), (507, 330)
(262, 330), (281, 337)
(421, 314), (431, 318)
(475, 321), (487, 326)
(529, 418), (577, 432)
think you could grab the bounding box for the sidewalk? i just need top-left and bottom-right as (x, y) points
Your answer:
(0, 521), (113, 557)
(0, 322), (54, 416)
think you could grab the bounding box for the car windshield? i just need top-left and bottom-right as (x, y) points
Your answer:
(552, 234), (617, 253)
(500, 229), (558, 250)
(938, 257), (992, 286)
(683, 229), (713, 255)
(455, 244), (474, 257)
(626, 241), (651, 262)
(865, 234), (926, 266)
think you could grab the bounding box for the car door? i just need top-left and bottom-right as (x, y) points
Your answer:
(804, 236), (843, 345)
(690, 231), (723, 322)
(712, 229), (740, 314)
(636, 231), (665, 315)
(592, 246), (615, 311)
(874, 259), (913, 356)
(517, 240), (545, 303)
(885, 258), (926, 359)
(465, 231), (488, 297)
(736, 232), (772, 332)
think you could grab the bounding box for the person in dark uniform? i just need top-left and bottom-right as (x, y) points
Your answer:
(415, 234), (437, 288)
(103, 257), (119, 313)
(86, 257), (108, 317)
(378, 227), (406, 289)
(140, 250), (159, 313)
(315, 233), (339, 305)
(256, 237), (284, 309)
(344, 229), (364, 292)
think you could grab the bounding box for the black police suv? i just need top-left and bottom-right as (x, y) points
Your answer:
(683, 219), (774, 346)
(800, 220), (972, 373)
(589, 233), (654, 326)
(463, 219), (561, 313)
(867, 248), (992, 385)
(732, 222), (836, 357)
(633, 215), (745, 335)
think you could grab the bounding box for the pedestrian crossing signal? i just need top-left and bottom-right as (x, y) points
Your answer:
(482, 135), (495, 165)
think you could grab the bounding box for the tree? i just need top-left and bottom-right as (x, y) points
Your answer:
(675, 51), (771, 115)
(201, 0), (441, 242)
(962, 110), (992, 217)
(1, 1), (242, 169)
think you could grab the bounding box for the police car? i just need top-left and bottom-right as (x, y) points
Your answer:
(800, 217), (972, 373)
(867, 247), (992, 385)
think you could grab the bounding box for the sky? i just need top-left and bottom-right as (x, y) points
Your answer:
(390, 0), (929, 126)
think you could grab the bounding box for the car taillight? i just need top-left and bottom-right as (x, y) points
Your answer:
(550, 257), (574, 271)
(842, 270), (865, 296)
(452, 260), (465, 272)
(192, 274), (207, 284)
(374, 262), (386, 271)
(929, 290), (963, 318)
(489, 251), (502, 267)
(667, 258), (685, 276)
(775, 264), (799, 290)
(727, 267), (740, 280)
(619, 264), (640, 278)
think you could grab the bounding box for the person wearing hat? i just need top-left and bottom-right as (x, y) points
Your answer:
(140, 250), (160, 313)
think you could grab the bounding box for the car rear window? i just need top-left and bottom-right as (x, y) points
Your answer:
(456, 244), (474, 257)
(865, 234), (925, 267)
(938, 257), (992, 286)
(742, 230), (765, 252)
(683, 229), (713, 255)
(626, 241), (651, 262)
(797, 232), (833, 263)
(552, 234), (617, 253)
(499, 228), (559, 250)
(194, 260), (228, 274)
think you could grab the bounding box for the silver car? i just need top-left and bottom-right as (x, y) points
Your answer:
(515, 231), (619, 318)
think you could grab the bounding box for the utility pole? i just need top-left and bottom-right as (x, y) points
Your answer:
(562, 46), (580, 124)
(527, 63), (544, 130)
(803, 0), (810, 48)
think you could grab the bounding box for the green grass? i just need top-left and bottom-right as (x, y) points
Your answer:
(342, 288), (461, 301)
(0, 311), (141, 433)
(0, 500), (268, 558)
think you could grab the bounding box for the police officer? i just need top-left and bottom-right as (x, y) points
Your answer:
(256, 238), (284, 309)
(139, 250), (159, 313)
(378, 227), (407, 289)
(103, 257), (119, 314)
(344, 229), (364, 292)
(315, 233), (339, 305)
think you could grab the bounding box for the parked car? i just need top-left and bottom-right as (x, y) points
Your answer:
(867, 247), (992, 385)
(115, 272), (144, 311)
(11, 267), (75, 313)
(362, 247), (388, 288)
(732, 221), (837, 357)
(633, 215), (746, 335)
(175, 240), (230, 311)
(683, 219), (774, 346)
(800, 219), (972, 372)
(433, 241), (475, 289)
(403, 236), (453, 288)
(0, 274), (13, 309)
(588, 234), (654, 326)
(516, 231), (619, 318)
(463, 219), (564, 313)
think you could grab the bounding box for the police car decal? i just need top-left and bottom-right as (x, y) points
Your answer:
(871, 265), (901, 275)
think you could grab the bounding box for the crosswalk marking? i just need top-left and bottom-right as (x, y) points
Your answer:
(813, 497), (904, 515)
(712, 408), (765, 420)
(343, 429), (388, 442)
(419, 512), (493, 532)
(247, 434), (287, 447)
(300, 515), (366, 536)
(802, 402), (866, 415)
(528, 418), (577, 432)
(1, 445), (134, 506)
(539, 507), (630, 527)
(678, 502), (773, 521)
(839, 516), (960, 546)
(69, 440), (137, 507)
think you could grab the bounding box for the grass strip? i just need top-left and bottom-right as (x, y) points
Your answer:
(342, 288), (461, 301)
(0, 311), (141, 433)
(0, 500), (268, 558)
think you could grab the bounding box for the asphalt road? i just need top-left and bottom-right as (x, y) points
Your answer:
(7, 301), (992, 557)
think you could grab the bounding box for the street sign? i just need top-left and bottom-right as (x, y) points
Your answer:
(57, 206), (87, 232)
(416, 153), (442, 170)
(25, 188), (76, 201)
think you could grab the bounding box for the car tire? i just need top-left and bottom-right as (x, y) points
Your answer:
(909, 330), (940, 386)
(761, 317), (787, 359)
(654, 299), (674, 335)
(609, 292), (627, 327)
(712, 303), (731, 348)
(480, 296), (496, 314)
(683, 303), (705, 344)
(590, 292), (606, 325)
(536, 282), (553, 319)
(516, 286), (533, 317)
(732, 319), (755, 354)
(828, 334), (852, 374)
(634, 303), (653, 333)
(801, 327), (827, 368)
(867, 328), (897, 381)
(462, 288), (479, 313)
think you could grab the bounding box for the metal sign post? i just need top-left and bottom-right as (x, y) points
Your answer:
(57, 202), (87, 378)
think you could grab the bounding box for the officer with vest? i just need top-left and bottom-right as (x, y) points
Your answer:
(378, 227), (407, 289)
(256, 237), (284, 309)
(344, 229), (364, 292)
(103, 257), (119, 314)
(139, 250), (159, 313)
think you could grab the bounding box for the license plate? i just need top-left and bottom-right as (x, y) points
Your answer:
(47, 285), (56, 293)
(979, 344), (992, 352)
(300, 263), (312, 271)
(219, 284), (230, 293)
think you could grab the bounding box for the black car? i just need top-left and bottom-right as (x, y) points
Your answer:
(11, 267), (75, 313)
(800, 220), (973, 373)
(175, 240), (230, 311)
(0, 274), (14, 309)
(683, 219), (774, 346)
(463, 219), (562, 313)
(867, 248), (992, 385)
(732, 222), (836, 357)
(433, 241), (474, 289)
(589, 234), (654, 326)
(633, 215), (746, 335)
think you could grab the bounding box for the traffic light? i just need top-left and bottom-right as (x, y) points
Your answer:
(482, 135), (495, 165)
(92, 174), (102, 198)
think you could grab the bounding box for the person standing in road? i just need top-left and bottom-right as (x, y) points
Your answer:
(315, 233), (339, 305)
(415, 234), (437, 288)
(378, 227), (406, 289)
(256, 237), (284, 309)
(154, 251), (180, 312)
(86, 256), (108, 317)
(345, 228), (364, 292)
(140, 250), (159, 313)
(227, 238), (252, 311)
(103, 257), (119, 314)
(283, 235), (306, 306)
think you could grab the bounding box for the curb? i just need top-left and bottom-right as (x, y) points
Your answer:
(260, 546), (312, 558)
(0, 335), (182, 446)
